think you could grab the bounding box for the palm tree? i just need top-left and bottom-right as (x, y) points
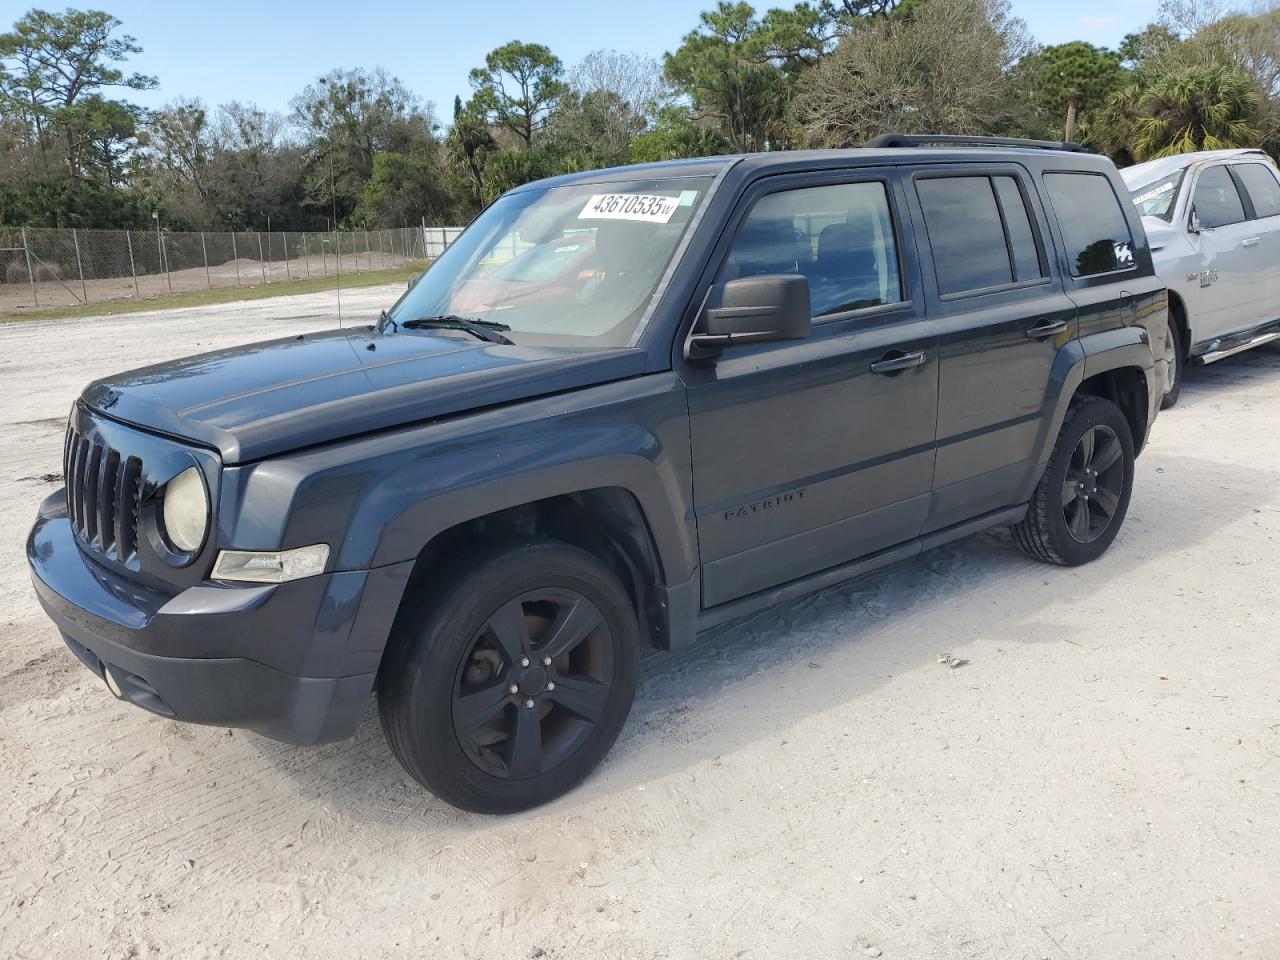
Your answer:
(444, 96), (496, 205)
(1131, 66), (1260, 160)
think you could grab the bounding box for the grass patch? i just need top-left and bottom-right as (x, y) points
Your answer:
(0, 263), (426, 323)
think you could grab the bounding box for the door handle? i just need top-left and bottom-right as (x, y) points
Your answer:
(1025, 318), (1068, 340)
(870, 350), (927, 375)
(1242, 236), (1261, 247)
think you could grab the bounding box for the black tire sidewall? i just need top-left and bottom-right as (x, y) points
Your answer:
(1041, 398), (1135, 565)
(1162, 316), (1183, 409)
(378, 538), (639, 814)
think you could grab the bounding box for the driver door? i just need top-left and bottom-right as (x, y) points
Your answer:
(679, 171), (940, 608)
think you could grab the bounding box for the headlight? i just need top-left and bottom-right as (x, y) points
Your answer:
(212, 544), (330, 584)
(162, 466), (209, 554)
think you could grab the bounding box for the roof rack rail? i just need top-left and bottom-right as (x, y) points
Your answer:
(864, 133), (1091, 154)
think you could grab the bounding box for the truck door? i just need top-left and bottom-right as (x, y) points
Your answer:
(679, 170), (940, 608)
(1228, 161), (1280, 327)
(901, 164), (1079, 531)
(1188, 163), (1268, 342)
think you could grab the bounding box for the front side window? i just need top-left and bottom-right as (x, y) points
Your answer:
(916, 174), (1045, 295)
(715, 181), (903, 318)
(1233, 163), (1280, 219)
(1193, 165), (1246, 228)
(1043, 172), (1136, 277)
(388, 177), (711, 346)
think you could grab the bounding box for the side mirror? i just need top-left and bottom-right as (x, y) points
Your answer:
(1188, 208), (1202, 234)
(686, 274), (812, 360)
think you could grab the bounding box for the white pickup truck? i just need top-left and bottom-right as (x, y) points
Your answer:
(1122, 149), (1280, 407)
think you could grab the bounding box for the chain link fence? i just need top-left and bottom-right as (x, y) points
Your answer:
(0, 224), (464, 316)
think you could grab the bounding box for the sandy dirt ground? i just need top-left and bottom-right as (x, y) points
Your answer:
(2, 286), (1279, 960)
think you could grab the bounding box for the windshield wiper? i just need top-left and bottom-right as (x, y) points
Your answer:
(378, 309), (399, 333)
(401, 314), (514, 345)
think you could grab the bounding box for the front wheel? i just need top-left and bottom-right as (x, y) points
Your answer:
(1161, 313), (1184, 409)
(378, 538), (639, 813)
(1012, 396), (1135, 566)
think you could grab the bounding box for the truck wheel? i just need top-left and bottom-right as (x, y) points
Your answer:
(1012, 396), (1134, 566)
(378, 537), (639, 813)
(1161, 313), (1184, 409)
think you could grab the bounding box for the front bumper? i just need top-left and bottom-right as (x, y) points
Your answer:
(27, 490), (413, 745)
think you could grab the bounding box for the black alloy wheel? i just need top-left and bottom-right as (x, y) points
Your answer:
(1012, 396), (1135, 566)
(378, 537), (639, 813)
(1060, 423), (1124, 544)
(452, 590), (615, 780)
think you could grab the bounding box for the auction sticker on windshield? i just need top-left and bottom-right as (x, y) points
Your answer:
(579, 193), (681, 223)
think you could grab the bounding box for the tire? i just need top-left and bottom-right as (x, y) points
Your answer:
(1161, 312), (1184, 409)
(377, 537), (639, 813)
(1012, 396), (1135, 566)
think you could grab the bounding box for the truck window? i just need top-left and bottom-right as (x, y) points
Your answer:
(388, 176), (712, 346)
(917, 175), (1041, 295)
(716, 181), (903, 318)
(992, 176), (1045, 283)
(1192, 165), (1246, 228)
(1128, 171), (1185, 220)
(1233, 163), (1280, 219)
(1043, 172), (1136, 277)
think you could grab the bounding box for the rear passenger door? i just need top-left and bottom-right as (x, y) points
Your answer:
(680, 170), (939, 607)
(1228, 161), (1280, 321)
(903, 165), (1078, 531)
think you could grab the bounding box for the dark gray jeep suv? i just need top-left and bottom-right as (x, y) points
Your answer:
(28, 135), (1167, 812)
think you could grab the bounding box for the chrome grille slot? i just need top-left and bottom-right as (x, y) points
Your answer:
(98, 449), (120, 554)
(83, 441), (102, 544)
(120, 456), (143, 561)
(63, 422), (144, 564)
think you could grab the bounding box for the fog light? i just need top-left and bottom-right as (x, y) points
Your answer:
(103, 667), (124, 699)
(212, 544), (330, 583)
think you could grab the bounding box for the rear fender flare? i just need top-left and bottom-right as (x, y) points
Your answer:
(1032, 325), (1153, 469)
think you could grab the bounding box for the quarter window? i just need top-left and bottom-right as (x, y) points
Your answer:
(1234, 163), (1280, 219)
(1043, 172), (1136, 277)
(916, 174), (1045, 295)
(1192, 165), (1246, 228)
(717, 182), (903, 318)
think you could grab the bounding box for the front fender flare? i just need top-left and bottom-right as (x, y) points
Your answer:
(347, 423), (694, 577)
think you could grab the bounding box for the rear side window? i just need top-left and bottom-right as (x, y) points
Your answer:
(1043, 172), (1136, 277)
(1193, 165), (1246, 227)
(717, 181), (903, 318)
(1234, 163), (1280, 219)
(916, 174), (1044, 295)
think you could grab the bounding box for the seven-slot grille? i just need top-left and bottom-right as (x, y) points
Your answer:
(63, 423), (143, 562)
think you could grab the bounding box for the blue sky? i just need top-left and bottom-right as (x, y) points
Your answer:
(86, 0), (1163, 120)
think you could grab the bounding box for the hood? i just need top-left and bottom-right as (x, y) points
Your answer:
(1121, 155), (1189, 186)
(82, 327), (646, 463)
(1141, 216), (1178, 253)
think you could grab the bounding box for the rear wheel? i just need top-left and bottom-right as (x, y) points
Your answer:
(1162, 312), (1184, 409)
(378, 538), (639, 813)
(1012, 396), (1135, 566)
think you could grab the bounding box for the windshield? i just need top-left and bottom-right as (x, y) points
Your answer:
(389, 177), (713, 346)
(1128, 169), (1186, 221)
